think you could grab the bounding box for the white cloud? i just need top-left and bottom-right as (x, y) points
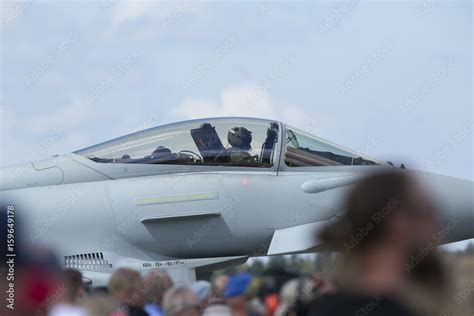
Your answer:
(173, 83), (277, 119)
(110, 0), (196, 27)
(0, 0), (31, 26)
(111, 0), (158, 25)
(21, 97), (91, 134)
(171, 83), (330, 135)
(0, 98), (92, 166)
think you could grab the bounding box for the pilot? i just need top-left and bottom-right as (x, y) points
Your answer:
(227, 127), (256, 164)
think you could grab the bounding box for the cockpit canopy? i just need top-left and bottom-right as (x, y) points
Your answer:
(74, 117), (379, 168)
(74, 118), (280, 168)
(284, 127), (378, 167)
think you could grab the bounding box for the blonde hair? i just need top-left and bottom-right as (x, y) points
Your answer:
(108, 268), (141, 298)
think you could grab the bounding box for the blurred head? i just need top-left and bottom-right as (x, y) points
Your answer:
(0, 205), (62, 316)
(108, 268), (145, 308)
(59, 268), (86, 304)
(224, 272), (252, 299)
(320, 170), (439, 256)
(224, 272), (252, 312)
(144, 270), (173, 305)
(82, 293), (121, 316)
(211, 275), (228, 300)
(191, 280), (211, 309)
(163, 287), (199, 316)
(11, 246), (62, 316)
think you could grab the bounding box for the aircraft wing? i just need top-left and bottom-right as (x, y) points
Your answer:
(267, 217), (340, 255)
(266, 175), (358, 255)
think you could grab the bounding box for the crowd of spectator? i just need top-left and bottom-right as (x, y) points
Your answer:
(37, 266), (340, 316)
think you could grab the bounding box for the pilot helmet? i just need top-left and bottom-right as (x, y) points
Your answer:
(152, 146), (172, 158)
(228, 127), (252, 150)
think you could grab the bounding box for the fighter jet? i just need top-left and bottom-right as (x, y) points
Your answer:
(1, 117), (473, 285)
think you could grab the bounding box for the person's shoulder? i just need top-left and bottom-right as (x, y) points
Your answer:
(307, 293), (416, 316)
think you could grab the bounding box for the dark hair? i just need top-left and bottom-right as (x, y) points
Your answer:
(319, 170), (414, 251)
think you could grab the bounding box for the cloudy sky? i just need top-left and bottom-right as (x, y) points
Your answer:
(1, 1), (472, 248)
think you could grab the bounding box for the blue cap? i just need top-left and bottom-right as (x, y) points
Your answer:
(224, 272), (252, 298)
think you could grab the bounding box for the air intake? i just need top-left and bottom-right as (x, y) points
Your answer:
(64, 252), (112, 271)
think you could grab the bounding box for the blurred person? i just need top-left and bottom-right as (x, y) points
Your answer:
(108, 267), (147, 316)
(274, 276), (335, 316)
(210, 275), (228, 304)
(307, 170), (447, 316)
(163, 286), (200, 316)
(203, 275), (231, 316)
(191, 281), (212, 312)
(2, 246), (62, 316)
(264, 293), (278, 316)
(227, 127), (257, 164)
(143, 270), (174, 316)
(445, 252), (474, 316)
(257, 268), (298, 316)
(245, 277), (266, 316)
(48, 269), (87, 316)
(224, 272), (253, 316)
(0, 204), (62, 316)
(82, 293), (124, 316)
(258, 277), (278, 316)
